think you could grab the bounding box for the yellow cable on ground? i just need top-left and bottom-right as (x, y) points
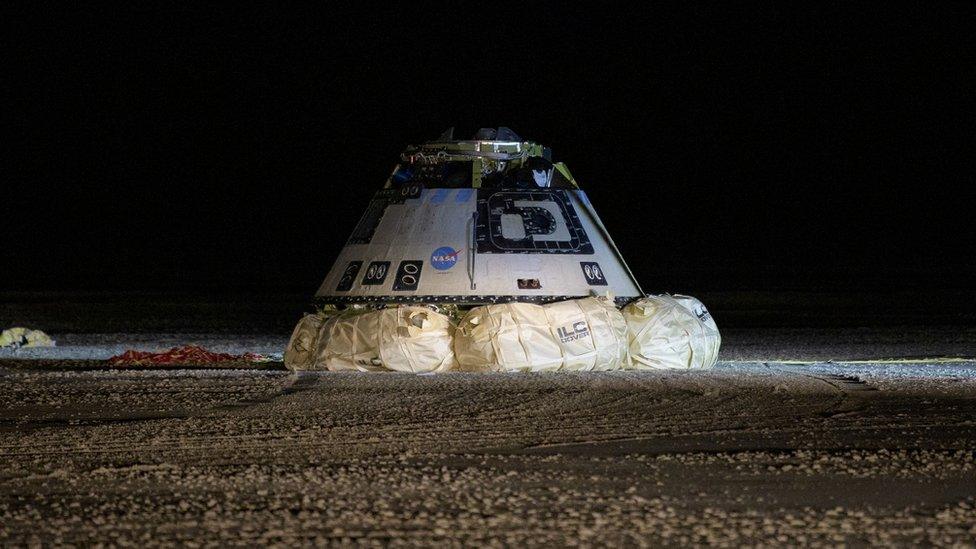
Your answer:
(743, 357), (976, 365)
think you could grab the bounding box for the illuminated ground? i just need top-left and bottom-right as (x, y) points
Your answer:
(1, 292), (974, 544)
(2, 356), (975, 545)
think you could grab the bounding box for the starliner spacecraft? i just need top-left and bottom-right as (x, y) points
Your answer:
(315, 128), (643, 309)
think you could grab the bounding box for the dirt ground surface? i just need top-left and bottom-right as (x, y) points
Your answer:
(2, 357), (975, 546)
(2, 293), (975, 545)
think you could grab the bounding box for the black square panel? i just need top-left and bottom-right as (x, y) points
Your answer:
(361, 261), (391, 285)
(475, 189), (594, 255)
(392, 260), (423, 291)
(335, 261), (362, 292)
(580, 262), (607, 286)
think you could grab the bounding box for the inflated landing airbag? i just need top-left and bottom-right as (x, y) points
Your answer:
(454, 297), (628, 372)
(621, 294), (721, 370)
(283, 314), (325, 371)
(284, 306), (458, 373)
(286, 295), (720, 373)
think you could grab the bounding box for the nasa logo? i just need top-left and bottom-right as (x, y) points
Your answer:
(430, 246), (460, 270)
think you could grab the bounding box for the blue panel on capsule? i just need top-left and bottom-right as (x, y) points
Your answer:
(455, 188), (473, 203)
(577, 190), (591, 207)
(429, 189), (450, 204)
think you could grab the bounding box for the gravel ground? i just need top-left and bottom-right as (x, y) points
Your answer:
(2, 360), (975, 546)
(2, 292), (975, 545)
(3, 324), (974, 363)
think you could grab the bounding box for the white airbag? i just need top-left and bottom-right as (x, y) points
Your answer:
(454, 297), (628, 372)
(622, 294), (721, 370)
(286, 307), (458, 373)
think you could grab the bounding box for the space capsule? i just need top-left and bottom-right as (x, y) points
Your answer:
(315, 127), (643, 308)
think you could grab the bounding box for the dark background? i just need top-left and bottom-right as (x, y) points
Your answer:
(5, 4), (975, 296)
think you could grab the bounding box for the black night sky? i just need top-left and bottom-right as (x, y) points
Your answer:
(5, 4), (975, 295)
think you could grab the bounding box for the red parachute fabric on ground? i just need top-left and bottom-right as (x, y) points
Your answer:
(107, 345), (266, 366)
